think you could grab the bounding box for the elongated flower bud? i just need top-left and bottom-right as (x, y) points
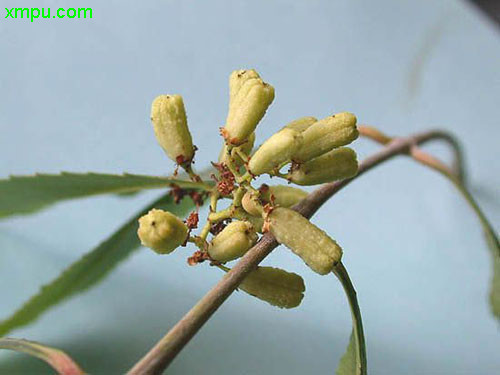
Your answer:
(208, 221), (258, 262)
(238, 266), (305, 309)
(151, 95), (194, 165)
(281, 116), (317, 133)
(242, 185), (308, 217)
(264, 185), (308, 207)
(222, 70), (275, 145)
(293, 112), (358, 162)
(267, 207), (342, 275)
(289, 147), (358, 186)
(218, 132), (255, 168)
(228, 69), (260, 107)
(137, 209), (188, 254)
(248, 128), (302, 176)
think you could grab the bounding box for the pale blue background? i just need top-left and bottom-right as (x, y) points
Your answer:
(1, 0), (499, 374)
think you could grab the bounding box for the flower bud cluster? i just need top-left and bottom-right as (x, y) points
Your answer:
(138, 68), (361, 308)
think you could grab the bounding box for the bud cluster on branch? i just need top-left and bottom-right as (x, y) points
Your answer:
(138, 69), (359, 308)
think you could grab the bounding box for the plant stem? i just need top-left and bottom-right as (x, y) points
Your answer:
(127, 129), (460, 375)
(410, 146), (499, 255)
(359, 125), (466, 184)
(332, 262), (367, 375)
(360, 127), (494, 252)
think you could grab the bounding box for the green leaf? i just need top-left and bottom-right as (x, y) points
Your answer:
(0, 193), (197, 336)
(333, 263), (367, 375)
(0, 172), (211, 219)
(336, 331), (356, 375)
(484, 225), (500, 318)
(452, 182), (500, 319)
(0, 337), (84, 375)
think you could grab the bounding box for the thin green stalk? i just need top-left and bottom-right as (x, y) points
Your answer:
(332, 262), (367, 375)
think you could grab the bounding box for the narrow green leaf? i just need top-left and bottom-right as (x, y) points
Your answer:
(0, 172), (212, 218)
(452, 181), (500, 319)
(0, 337), (84, 375)
(333, 263), (367, 375)
(336, 331), (356, 375)
(0, 193), (197, 336)
(484, 221), (500, 318)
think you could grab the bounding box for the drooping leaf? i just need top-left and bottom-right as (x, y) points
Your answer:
(0, 172), (211, 218)
(484, 227), (500, 318)
(452, 181), (500, 319)
(336, 331), (356, 375)
(219, 265), (305, 309)
(0, 337), (84, 375)
(0, 193), (197, 335)
(333, 263), (366, 375)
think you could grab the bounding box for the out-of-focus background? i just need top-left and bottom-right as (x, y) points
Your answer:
(1, 1), (499, 374)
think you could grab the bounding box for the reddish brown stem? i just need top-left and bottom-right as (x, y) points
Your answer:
(0, 337), (84, 375)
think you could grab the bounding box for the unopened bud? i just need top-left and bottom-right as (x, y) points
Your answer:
(267, 207), (342, 275)
(218, 132), (255, 168)
(281, 116), (317, 133)
(248, 128), (302, 176)
(264, 185), (308, 207)
(238, 266), (305, 309)
(137, 209), (188, 254)
(288, 147), (358, 186)
(228, 69), (260, 107)
(293, 112), (358, 162)
(208, 221), (258, 262)
(222, 70), (275, 145)
(241, 191), (263, 217)
(242, 185), (308, 217)
(151, 95), (194, 165)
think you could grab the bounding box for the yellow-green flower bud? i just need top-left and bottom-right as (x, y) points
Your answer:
(238, 266), (305, 309)
(293, 112), (358, 162)
(222, 70), (275, 145)
(289, 147), (358, 186)
(241, 191), (263, 217)
(247, 216), (264, 233)
(228, 69), (260, 107)
(151, 95), (194, 165)
(137, 209), (188, 254)
(218, 132), (256, 168)
(242, 185), (308, 217)
(268, 207), (342, 275)
(208, 221), (258, 262)
(248, 128), (302, 176)
(281, 116), (317, 133)
(264, 185), (308, 207)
